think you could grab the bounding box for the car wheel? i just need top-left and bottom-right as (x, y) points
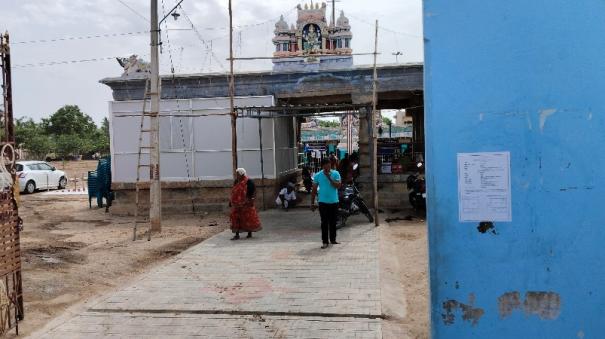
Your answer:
(58, 176), (67, 189)
(25, 180), (36, 194)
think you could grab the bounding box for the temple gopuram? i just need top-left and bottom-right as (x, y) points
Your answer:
(272, 2), (353, 72)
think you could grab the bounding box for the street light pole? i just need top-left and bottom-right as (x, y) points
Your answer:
(149, 0), (161, 233)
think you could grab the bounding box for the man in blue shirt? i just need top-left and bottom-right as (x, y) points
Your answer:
(311, 158), (342, 249)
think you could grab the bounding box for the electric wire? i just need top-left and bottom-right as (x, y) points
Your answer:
(13, 31), (148, 45)
(13, 56), (121, 68)
(116, 0), (150, 23)
(161, 0), (197, 214)
(11, 2), (299, 71)
(177, 7), (227, 71)
(347, 13), (422, 39)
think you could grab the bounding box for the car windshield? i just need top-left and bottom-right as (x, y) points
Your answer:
(16, 164), (23, 172)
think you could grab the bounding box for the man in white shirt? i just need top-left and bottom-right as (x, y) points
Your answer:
(276, 182), (297, 210)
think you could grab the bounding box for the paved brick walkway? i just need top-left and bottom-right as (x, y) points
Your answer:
(35, 209), (383, 338)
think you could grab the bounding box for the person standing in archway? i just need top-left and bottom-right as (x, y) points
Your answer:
(311, 158), (342, 249)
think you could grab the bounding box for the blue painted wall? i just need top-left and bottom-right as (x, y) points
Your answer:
(424, 1), (605, 338)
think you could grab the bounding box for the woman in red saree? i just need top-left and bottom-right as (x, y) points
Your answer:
(230, 168), (262, 240)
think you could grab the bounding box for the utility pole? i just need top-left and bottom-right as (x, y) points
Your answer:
(1, 33), (13, 144)
(229, 0), (238, 180)
(149, 0), (162, 232)
(1, 31), (22, 321)
(332, 0), (336, 26)
(371, 20), (380, 227)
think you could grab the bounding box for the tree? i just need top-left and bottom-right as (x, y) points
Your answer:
(16, 107), (109, 160)
(382, 116), (393, 126)
(15, 118), (54, 159)
(42, 105), (105, 158)
(318, 120), (340, 128)
(98, 117), (110, 155)
(55, 134), (83, 160)
(42, 105), (97, 137)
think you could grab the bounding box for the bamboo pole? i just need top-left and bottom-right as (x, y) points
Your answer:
(258, 118), (266, 210)
(371, 20), (380, 227)
(229, 0), (238, 180)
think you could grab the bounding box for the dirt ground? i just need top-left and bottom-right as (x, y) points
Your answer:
(8, 162), (229, 337)
(48, 160), (97, 189)
(385, 213), (430, 339)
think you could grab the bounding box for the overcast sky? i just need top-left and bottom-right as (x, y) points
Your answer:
(1, 0), (423, 124)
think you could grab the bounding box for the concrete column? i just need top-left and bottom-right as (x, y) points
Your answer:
(408, 106), (425, 156)
(357, 106), (375, 203)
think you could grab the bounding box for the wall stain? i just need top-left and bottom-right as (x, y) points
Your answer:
(539, 156), (542, 169)
(477, 221), (497, 235)
(498, 291), (561, 320)
(560, 187), (578, 192)
(442, 293), (484, 326)
(524, 291), (561, 319)
(498, 291), (521, 318)
(539, 108), (557, 132)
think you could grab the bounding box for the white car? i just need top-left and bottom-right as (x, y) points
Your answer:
(17, 161), (68, 194)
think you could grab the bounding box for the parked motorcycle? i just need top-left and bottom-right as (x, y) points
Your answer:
(406, 162), (426, 211)
(337, 183), (374, 228)
(302, 166), (313, 193)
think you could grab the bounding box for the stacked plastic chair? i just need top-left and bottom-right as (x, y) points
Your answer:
(87, 170), (98, 208)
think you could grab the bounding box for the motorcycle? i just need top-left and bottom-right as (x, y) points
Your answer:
(302, 167), (313, 193)
(406, 162), (426, 211)
(337, 183), (374, 229)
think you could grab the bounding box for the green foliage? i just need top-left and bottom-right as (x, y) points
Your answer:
(15, 105), (110, 160)
(55, 134), (83, 159)
(317, 120), (340, 128)
(42, 105), (97, 137)
(382, 116), (393, 126)
(15, 118), (54, 159)
(97, 117), (110, 155)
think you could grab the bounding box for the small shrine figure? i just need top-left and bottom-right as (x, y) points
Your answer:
(304, 25), (321, 52)
(271, 2), (353, 71)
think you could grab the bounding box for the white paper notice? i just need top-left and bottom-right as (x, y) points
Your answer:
(457, 152), (512, 222)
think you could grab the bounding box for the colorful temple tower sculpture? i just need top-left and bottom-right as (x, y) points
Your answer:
(272, 2), (353, 72)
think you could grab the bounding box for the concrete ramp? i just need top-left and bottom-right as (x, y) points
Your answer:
(35, 210), (384, 338)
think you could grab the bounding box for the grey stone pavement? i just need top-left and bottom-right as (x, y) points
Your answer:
(34, 209), (387, 339)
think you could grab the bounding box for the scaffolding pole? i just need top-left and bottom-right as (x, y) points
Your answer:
(229, 0), (238, 180)
(258, 118), (266, 210)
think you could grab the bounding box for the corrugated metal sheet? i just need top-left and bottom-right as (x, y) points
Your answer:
(110, 96), (296, 182)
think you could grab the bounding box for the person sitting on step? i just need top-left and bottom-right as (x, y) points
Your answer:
(275, 182), (297, 210)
